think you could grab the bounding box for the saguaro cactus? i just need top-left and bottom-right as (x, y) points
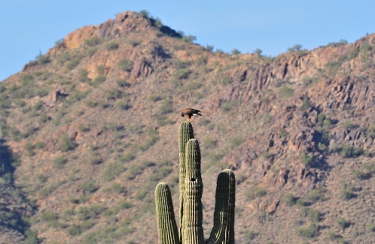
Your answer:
(155, 121), (235, 244)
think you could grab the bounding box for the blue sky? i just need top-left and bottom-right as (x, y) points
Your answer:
(1, 0), (374, 81)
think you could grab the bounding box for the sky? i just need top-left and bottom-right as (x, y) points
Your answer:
(1, 0), (374, 81)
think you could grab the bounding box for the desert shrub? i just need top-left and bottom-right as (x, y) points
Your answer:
(85, 36), (100, 46)
(246, 187), (267, 200)
(126, 161), (155, 180)
(105, 41), (119, 50)
(336, 217), (350, 230)
(325, 62), (341, 77)
(302, 76), (318, 87)
(92, 75), (106, 87)
(301, 152), (313, 167)
(340, 144), (363, 158)
(231, 49), (241, 55)
(78, 204), (105, 220)
(85, 100), (97, 108)
(366, 125), (375, 138)
(221, 76), (232, 85)
(353, 169), (366, 180)
(182, 35), (196, 43)
(203, 137), (217, 149)
(181, 81), (202, 92)
(36, 52), (49, 65)
(327, 231), (342, 241)
(115, 99), (131, 110)
(78, 69), (91, 83)
(106, 88), (122, 100)
(40, 210), (58, 222)
(279, 85), (293, 98)
(118, 58), (133, 72)
(103, 163), (124, 182)
(116, 79), (131, 88)
(120, 153), (135, 162)
(81, 180), (98, 193)
(172, 69), (191, 83)
(149, 94), (161, 102)
(67, 221), (96, 236)
(103, 182), (125, 194)
(53, 156), (67, 168)
(59, 135), (76, 152)
(66, 59), (80, 70)
(128, 39), (142, 47)
(279, 128), (288, 138)
(317, 142), (327, 151)
(366, 223), (375, 232)
(34, 141), (45, 149)
(283, 193), (296, 206)
(307, 208), (320, 222)
(297, 223), (318, 238)
(24, 143), (35, 157)
(307, 188), (327, 203)
(301, 99), (311, 110)
(221, 100), (239, 112)
(25, 229), (42, 244)
(159, 99), (172, 114)
(341, 183), (355, 200)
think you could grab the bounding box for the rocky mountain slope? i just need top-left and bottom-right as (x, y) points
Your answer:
(1, 10), (375, 243)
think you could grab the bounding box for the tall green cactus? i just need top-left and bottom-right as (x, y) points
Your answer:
(155, 121), (235, 244)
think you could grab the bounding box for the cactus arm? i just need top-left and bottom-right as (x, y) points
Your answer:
(179, 121), (194, 242)
(183, 139), (205, 244)
(224, 169), (235, 244)
(206, 171), (230, 244)
(155, 183), (179, 244)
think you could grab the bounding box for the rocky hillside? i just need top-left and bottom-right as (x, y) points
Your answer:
(1, 10), (375, 243)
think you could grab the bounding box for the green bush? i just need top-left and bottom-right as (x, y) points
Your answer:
(103, 182), (125, 194)
(279, 85), (294, 98)
(366, 125), (375, 138)
(180, 81), (202, 92)
(40, 210), (58, 222)
(116, 79), (131, 88)
(85, 37), (101, 46)
(128, 39), (142, 47)
(301, 152), (313, 167)
(81, 180), (98, 193)
(103, 163), (124, 181)
(78, 204), (105, 220)
(59, 135), (76, 152)
(297, 223), (318, 238)
(341, 183), (355, 200)
(340, 144), (363, 158)
(159, 99), (172, 114)
(221, 100), (239, 112)
(53, 156), (67, 168)
(336, 217), (350, 229)
(66, 59), (80, 70)
(366, 223), (375, 232)
(118, 58), (133, 72)
(203, 137), (217, 149)
(115, 99), (131, 110)
(325, 62), (341, 77)
(246, 187), (267, 200)
(105, 41), (119, 50)
(92, 75), (106, 87)
(67, 221), (96, 236)
(283, 193), (296, 206)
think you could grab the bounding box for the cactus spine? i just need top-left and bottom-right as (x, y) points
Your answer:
(155, 121), (235, 244)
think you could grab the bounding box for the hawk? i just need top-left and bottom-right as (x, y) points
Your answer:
(181, 108), (203, 122)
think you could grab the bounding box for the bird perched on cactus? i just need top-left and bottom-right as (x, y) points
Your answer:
(181, 108), (203, 122)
